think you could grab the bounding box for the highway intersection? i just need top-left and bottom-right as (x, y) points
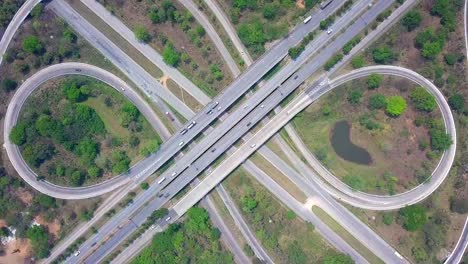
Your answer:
(0, 0), (466, 263)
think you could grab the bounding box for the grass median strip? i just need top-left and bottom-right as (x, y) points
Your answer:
(312, 206), (384, 264)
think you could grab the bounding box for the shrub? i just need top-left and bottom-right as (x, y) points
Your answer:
(162, 43), (180, 67)
(372, 46), (395, 64)
(27, 225), (50, 258)
(347, 90), (362, 104)
(2, 78), (17, 92)
(385, 96), (407, 116)
(448, 94), (464, 111)
(444, 53), (457, 65)
(399, 205), (427, 231)
(410, 87), (436, 112)
(351, 55), (365, 68)
(133, 25), (151, 43)
(10, 123), (27, 145)
(401, 10), (422, 31)
(140, 182), (150, 190)
(368, 94), (387, 110)
(343, 175), (366, 191)
(22, 35), (43, 54)
(367, 74), (382, 89)
(429, 126), (452, 151)
(450, 197), (468, 214)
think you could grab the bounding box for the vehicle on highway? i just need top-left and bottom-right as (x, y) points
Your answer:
(73, 251), (80, 257)
(120, 87), (125, 91)
(165, 216), (171, 222)
(320, 0), (333, 9)
(212, 101), (219, 109)
(149, 225), (155, 230)
(171, 172), (177, 177)
(260, 104), (265, 108)
(187, 121), (196, 129)
(180, 129), (188, 135)
(75, 69), (82, 72)
(164, 193), (170, 198)
(247, 122), (252, 127)
(178, 141), (184, 146)
(294, 75), (299, 80)
(327, 28), (333, 34)
(303, 16), (312, 24)
(165, 111), (175, 121)
(157, 177), (166, 184)
(211, 148), (216, 153)
(206, 109), (213, 115)
(250, 144), (257, 148)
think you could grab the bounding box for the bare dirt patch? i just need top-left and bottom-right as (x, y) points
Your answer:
(296, 0), (305, 9)
(0, 238), (32, 264)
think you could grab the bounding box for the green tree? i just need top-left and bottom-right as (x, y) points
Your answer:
(444, 53), (457, 65)
(34, 194), (56, 208)
(448, 94), (464, 111)
(385, 96), (407, 117)
(162, 43), (181, 66)
(401, 10), (422, 31)
(382, 213), (393, 225)
(262, 3), (278, 20)
(140, 182), (150, 190)
(368, 94), (387, 110)
(2, 78), (17, 92)
(87, 165), (102, 178)
(372, 46), (395, 64)
(343, 175), (366, 190)
(10, 123), (27, 145)
(22, 35), (43, 54)
(70, 170), (84, 186)
(31, 3), (44, 19)
(367, 74), (382, 89)
(287, 241), (307, 264)
(76, 139), (99, 164)
(27, 225), (50, 258)
(347, 90), (362, 104)
(399, 205), (427, 231)
(410, 87), (436, 112)
(133, 25), (151, 43)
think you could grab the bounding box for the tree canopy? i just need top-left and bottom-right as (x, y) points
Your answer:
(368, 94), (387, 110)
(401, 10), (422, 31)
(162, 43), (181, 67)
(367, 74), (382, 89)
(22, 35), (43, 54)
(27, 225), (50, 258)
(372, 46), (395, 64)
(399, 205), (427, 231)
(385, 96), (407, 117)
(410, 87), (437, 112)
(133, 25), (151, 43)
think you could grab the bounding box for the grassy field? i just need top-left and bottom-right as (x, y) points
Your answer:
(292, 76), (438, 195)
(224, 168), (344, 263)
(312, 206), (384, 264)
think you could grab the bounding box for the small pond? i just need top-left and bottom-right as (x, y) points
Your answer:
(330, 120), (372, 165)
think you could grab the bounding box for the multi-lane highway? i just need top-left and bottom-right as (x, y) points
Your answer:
(1, 0), (464, 261)
(2, 62), (170, 199)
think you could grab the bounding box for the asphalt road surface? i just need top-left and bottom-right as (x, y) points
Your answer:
(2, 62), (170, 199)
(0, 0), (41, 66)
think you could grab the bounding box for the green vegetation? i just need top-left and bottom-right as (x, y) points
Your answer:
(347, 90), (362, 105)
(148, 0), (177, 24)
(368, 94), (387, 110)
(323, 253), (354, 264)
(372, 46), (395, 64)
(0, 1), (22, 27)
(410, 87), (437, 112)
(430, 0), (461, 32)
(11, 77), (159, 186)
(288, 31), (315, 59)
(133, 25), (151, 43)
(367, 74), (382, 89)
(350, 55), (365, 69)
(2, 78), (18, 92)
(342, 36), (361, 55)
(132, 207), (233, 264)
(27, 225), (51, 258)
(385, 96), (407, 117)
(22, 35), (43, 54)
(448, 93), (464, 111)
(401, 10), (422, 31)
(399, 205), (427, 231)
(324, 53), (344, 71)
(162, 42), (180, 67)
(140, 182), (150, 190)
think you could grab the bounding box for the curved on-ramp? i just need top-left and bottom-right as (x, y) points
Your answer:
(303, 65), (457, 210)
(0, 0), (41, 66)
(3, 62), (168, 200)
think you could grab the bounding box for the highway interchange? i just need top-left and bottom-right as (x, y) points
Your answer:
(0, 0), (466, 263)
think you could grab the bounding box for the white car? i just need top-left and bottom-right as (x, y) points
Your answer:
(250, 144), (256, 148)
(178, 141), (184, 146)
(74, 251), (81, 257)
(327, 28), (333, 34)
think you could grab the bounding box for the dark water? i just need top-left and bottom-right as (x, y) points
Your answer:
(330, 120), (372, 165)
